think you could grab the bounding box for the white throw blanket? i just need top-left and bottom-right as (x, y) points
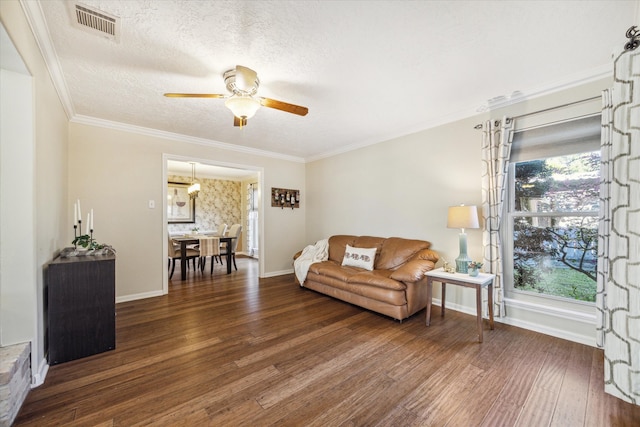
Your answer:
(294, 239), (329, 285)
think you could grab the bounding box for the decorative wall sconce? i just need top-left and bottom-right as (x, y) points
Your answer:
(271, 187), (300, 209)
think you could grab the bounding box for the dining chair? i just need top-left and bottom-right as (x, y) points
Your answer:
(220, 224), (242, 271)
(167, 235), (199, 279)
(198, 236), (220, 274)
(216, 223), (228, 237)
(211, 223), (228, 264)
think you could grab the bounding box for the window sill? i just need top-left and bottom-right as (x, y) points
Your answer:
(504, 296), (596, 325)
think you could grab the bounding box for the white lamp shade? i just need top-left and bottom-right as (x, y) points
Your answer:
(225, 96), (261, 119)
(188, 182), (200, 195)
(447, 205), (479, 229)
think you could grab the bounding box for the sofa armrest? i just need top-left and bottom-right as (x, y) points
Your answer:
(414, 248), (440, 263)
(389, 249), (439, 282)
(293, 250), (302, 261)
(390, 259), (436, 282)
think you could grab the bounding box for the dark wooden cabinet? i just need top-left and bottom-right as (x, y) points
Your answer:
(45, 254), (115, 365)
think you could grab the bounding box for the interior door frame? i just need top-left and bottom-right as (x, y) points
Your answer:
(162, 153), (265, 294)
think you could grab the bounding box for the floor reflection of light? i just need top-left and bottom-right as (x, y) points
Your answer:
(168, 256), (261, 331)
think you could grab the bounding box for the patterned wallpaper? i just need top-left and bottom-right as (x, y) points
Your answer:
(167, 175), (242, 235)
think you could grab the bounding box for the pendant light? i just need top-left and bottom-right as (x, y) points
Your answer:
(188, 162), (200, 199)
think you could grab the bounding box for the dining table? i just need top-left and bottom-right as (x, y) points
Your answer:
(171, 235), (236, 280)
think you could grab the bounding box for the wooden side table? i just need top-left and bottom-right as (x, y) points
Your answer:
(425, 267), (495, 342)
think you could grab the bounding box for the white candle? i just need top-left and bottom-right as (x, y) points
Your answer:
(87, 213), (90, 230)
(77, 199), (82, 222)
(74, 203), (78, 225)
(91, 209), (94, 230)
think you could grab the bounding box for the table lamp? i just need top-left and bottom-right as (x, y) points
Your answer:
(447, 204), (479, 273)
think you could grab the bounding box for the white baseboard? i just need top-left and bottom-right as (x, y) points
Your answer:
(116, 290), (164, 303)
(262, 268), (293, 278)
(431, 298), (597, 347)
(496, 315), (596, 347)
(32, 357), (48, 388)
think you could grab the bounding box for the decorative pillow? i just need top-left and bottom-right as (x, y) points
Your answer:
(341, 245), (376, 271)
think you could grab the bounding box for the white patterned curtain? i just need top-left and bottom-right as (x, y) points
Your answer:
(596, 44), (640, 405)
(481, 117), (515, 317)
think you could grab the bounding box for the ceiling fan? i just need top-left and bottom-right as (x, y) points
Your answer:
(164, 65), (309, 127)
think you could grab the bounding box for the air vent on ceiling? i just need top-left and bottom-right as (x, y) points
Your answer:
(70, 3), (120, 42)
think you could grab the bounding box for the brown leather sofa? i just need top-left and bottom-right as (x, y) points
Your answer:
(295, 235), (439, 321)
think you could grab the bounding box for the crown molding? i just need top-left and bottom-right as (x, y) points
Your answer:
(306, 65), (612, 163)
(476, 64), (612, 113)
(70, 114), (305, 163)
(20, 0), (75, 119)
(22, 0), (614, 164)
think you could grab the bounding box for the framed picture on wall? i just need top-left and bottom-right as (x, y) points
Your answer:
(167, 182), (195, 223)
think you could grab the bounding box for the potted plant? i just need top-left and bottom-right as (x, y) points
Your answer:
(467, 261), (483, 277)
(71, 234), (116, 256)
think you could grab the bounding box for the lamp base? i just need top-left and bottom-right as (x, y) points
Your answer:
(456, 231), (471, 273)
(455, 256), (471, 274)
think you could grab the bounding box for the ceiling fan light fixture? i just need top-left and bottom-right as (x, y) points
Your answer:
(225, 96), (260, 119)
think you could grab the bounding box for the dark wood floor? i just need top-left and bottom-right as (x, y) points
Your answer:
(15, 257), (640, 426)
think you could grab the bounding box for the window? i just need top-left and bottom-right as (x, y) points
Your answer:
(504, 115), (601, 305)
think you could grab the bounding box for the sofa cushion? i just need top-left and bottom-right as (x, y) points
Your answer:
(309, 260), (360, 281)
(342, 245), (376, 270)
(352, 236), (386, 265)
(337, 282), (407, 306)
(307, 272), (407, 306)
(347, 270), (406, 290)
(377, 237), (432, 270)
(328, 235), (357, 262)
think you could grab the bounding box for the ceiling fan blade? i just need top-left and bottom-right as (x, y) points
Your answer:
(234, 116), (248, 127)
(164, 93), (226, 98)
(259, 97), (308, 116)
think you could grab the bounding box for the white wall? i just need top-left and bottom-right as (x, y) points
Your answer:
(306, 77), (611, 346)
(67, 121), (306, 300)
(0, 69), (35, 347)
(1, 1), (69, 385)
(306, 113), (486, 265)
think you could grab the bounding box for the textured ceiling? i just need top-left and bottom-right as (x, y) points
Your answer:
(34, 0), (638, 161)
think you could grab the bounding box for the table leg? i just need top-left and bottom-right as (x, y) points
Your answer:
(180, 241), (188, 281)
(426, 278), (433, 326)
(488, 282), (495, 330)
(441, 283), (446, 317)
(476, 286), (483, 343)
(226, 245), (232, 274)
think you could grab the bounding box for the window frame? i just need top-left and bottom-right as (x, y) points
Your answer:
(502, 160), (599, 308)
(501, 114), (601, 313)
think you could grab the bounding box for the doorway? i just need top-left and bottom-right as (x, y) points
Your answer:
(162, 155), (264, 293)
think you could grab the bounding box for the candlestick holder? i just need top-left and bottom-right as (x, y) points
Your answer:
(67, 208), (115, 257)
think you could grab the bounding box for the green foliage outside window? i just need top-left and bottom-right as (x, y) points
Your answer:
(511, 152), (599, 303)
